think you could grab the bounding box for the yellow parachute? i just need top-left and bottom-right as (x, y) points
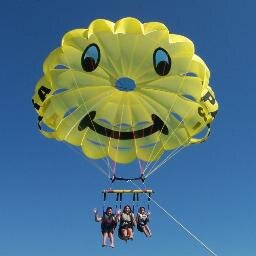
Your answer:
(32, 17), (218, 164)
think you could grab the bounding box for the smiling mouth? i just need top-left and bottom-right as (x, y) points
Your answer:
(78, 111), (169, 140)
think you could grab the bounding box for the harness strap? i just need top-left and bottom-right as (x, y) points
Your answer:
(111, 174), (145, 183)
(119, 193), (123, 209)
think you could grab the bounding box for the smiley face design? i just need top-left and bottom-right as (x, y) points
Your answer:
(32, 18), (218, 163)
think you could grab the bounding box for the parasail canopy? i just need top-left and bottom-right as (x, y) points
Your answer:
(32, 17), (218, 164)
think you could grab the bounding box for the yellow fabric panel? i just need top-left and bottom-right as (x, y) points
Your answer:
(128, 93), (152, 126)
(94, 90), (126, 124)
(143, 75), (203, 101)
(201, 86), (218, 115)
(169, 34), (193, 45)
(116, 34), (145, 77)
(48, 69), (111, 91)
(126, 31), (169, 83)
(137, 143), (164, 162)
(92, 31), (169, 81)
(135, 134), (164, 162)
(168, 34), (194, 75)
(94, 33), (125, 78)
(114, 17), (144, 34)
(88, 19), (115, 37)
(95, 102), (122, 126)
(40, 130), (56, 139)
(161, 129), (189, 150)
(62, 29), (88, 51)
(93, 32), (125, 77)
(143, 22), (169, 34)
(42, 87), (113, 124)
(169, 34), (194, 57)
(81, 130), (108, 160)
(134, 91), (170, 124)
(57, 92), (116, 139)
(108, 138), (136, 164)
(141, 88), (211, 135)
(32, 76), (52, 116)
(43, 46), (80, 74)
(54, 104), (89, 141)
(190, 54), (210, 82)
(110, 95), (133, 127)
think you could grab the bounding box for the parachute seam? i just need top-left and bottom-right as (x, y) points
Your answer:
(93, 33), (121, 78)
(140, 87), (200, 103)
(127, 96), (145, 175)
(113, 97), (125, 166)
(48, 90), (114, 129)
(133, 31), (168, 80)
(59, 90), (114, 134)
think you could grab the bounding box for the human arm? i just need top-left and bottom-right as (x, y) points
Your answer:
(146, 211), (151, 222)
(136, 213), (140, 223)
(93, 208), (102, 222)
(131, 213), (136, 226)
(115, 209), (122, 222)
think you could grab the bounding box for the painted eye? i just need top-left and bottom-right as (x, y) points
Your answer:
(81, 44), (100, 72)
(153, 48), (171, 76)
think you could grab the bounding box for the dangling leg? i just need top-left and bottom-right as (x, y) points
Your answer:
(109, 231), (115, 248)
(127, 228), (133, 240)
(141, 225), (148, 237)
(145, 225), (152, 237)
(121, 228), (128, 240)
(102, 232), (108, 247)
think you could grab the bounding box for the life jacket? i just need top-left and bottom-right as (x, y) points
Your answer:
(137, 213), (149, 226)
(120, 213), (134, 228)
(102, 213), (116, 228)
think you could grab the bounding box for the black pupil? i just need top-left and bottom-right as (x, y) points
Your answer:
(156, 61), (169, 76)
(83, 57), (96, 72)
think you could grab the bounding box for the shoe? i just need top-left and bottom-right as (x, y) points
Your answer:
(110, 244), (115, 248)
(102, 244), (106, 247)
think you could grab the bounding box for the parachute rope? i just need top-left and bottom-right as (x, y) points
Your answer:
(129, 180), (218, 256)
(107, 99), (126, 178)
(59, 52), (115, 176)
(114, 100), (125, 171)
(143, 59), (194, 171)
(145, 144), (186, 179)
(111, 160), (117, 177)
(138, 159), (145, 175)
(143, 57), (210, 176)
(128, 96), (146, 177)
(64, 90), (116, 172)
(62, 54), (113, 173)
(144, 60), (192, 177)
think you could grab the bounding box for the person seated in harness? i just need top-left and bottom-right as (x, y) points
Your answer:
(117, 205), (136, 241)
(93, 207), (117, 248)
(136, 206), (152, 237)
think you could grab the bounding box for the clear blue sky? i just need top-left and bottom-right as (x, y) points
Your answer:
(1, 1), (255, 255)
